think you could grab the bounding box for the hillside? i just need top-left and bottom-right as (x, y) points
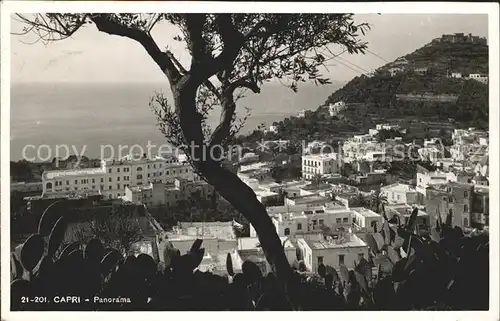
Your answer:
(318, 34), (489, 129)
(263, 34), (489, 143)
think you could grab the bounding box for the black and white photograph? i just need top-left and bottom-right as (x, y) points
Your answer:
(1, 1), (498, 317)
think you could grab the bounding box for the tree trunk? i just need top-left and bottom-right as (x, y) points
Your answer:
(172, 76), (293, 286)
(202, 161), (293, 282)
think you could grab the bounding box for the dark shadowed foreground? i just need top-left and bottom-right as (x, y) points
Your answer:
(10, 203), (489, 311)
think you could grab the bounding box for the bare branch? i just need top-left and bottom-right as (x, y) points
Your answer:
(90, 14), (182, 84)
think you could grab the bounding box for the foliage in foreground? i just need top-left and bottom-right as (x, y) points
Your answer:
(10, 203), (488, 311)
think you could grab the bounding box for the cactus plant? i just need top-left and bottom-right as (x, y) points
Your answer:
(37, 200), (65, 237)
(20, 234), (45, 274)
(11, 253), (24, 280)
(226, 253), (234, 276)
(47, 216), (67, 259)
(317, 263), (326, 278)
(58, 242), (80, 260)
(84, 238), (105, 262)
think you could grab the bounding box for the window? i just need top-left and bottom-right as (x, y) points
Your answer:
(117, 177), (120, 181)
(148, 173), (151, 178)
(297, 223), (302, 230)
(312, 219), (317, 227)
(75, 180), (78, 184)
(159, 164), (162, 168)
(464, 191), (468, 198)
(117, 193), (120, 197)
(100, 185), (104, 190)
(66, 180), (69, 185)
(464, 218), (469, 227)
(397, 194), (400, 201)
(153, 164), (156, 169)
(117, 184), (120, 190)
(137, 174), (143, 179)
(117, 168), (120, 173)
(109, 186), (112, 190)
(338, 254), (345, 265)
(343, 217), (348, 223)
(166, 170), (169, 175)
(336, 218), (341, 224)
(108, 168), (112, 173)
(358, 253), (364, 260)
(137, 167), (143, 172)
(101, 178), (104, 183)
(109, 177), (112, 182)
(186, 169), (189, 173)
(284, 228), (290, 236)
(319, 219), (324, 226)
(92, 185), (95, 190)
(173, 170), (176, 174)
(464, 205), (468, 212)
(46, 182), (53, 189)
(92, 178), (95, 183)
(317, 256), (324, 265)
(74, 187), (78, 191)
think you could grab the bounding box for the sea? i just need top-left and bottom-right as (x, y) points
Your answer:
(10, 82), (343, 161)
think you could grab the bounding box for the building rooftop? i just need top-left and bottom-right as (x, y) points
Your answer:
(302, 153), (338, 160)
(170, 221), (236, 240)
(300, 233), (367, 250)
(351, 207), (381, 218)
(381, 183), (416, 193)
(385, 204), (428, 217)
(43, 167), (105, 180)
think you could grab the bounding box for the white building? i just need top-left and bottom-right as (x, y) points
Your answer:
(42, 155), (194, 199)
(380, 183), (418, 205)
(418, 146), (445, 163)
(162, 178), (214, 207)
(297, 109), (309, 118)
(328, 101), (347, 116)
(302, 153), (341, 180)
(297, 232), (369, 272)
(124, 183), (154, 206)
(388, 67), (404, 76)
(416, 170), (458, 196)
(450, 72), (462, 78)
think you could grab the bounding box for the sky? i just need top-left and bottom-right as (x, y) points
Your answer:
(10, 14), (488, 84)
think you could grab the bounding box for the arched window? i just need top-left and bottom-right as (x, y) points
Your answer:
(137, 167), (143, 172)
(284, 228), (290, 236)
(46, 182), (53, 190)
